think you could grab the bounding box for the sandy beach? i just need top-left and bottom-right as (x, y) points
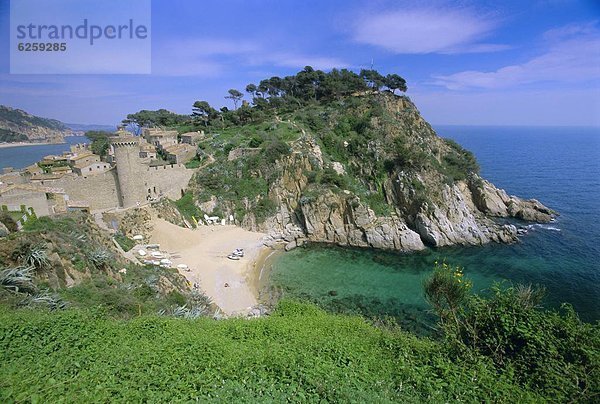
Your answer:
(148, 218), (268, 316)
(0, 141), (65, 149)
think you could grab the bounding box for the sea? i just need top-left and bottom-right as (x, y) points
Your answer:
(0, 136), (89, 170)
(265, 126), (600, 330)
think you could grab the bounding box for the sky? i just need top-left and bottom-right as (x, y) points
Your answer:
(0, 0), (599, 126)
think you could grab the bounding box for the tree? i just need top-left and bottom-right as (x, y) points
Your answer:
(385, 74), (407, 94)
(245, 84), (257, 98)
(360, 69), (385, 90)
(122, 109), (190, 131)
(85, 130), (112, 158)
(225, 89), (244, 109)
(192, 101), (217, 127)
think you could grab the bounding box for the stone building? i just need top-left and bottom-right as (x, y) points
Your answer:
(139, 142), (157, 159)
(163, 143), (196, 164)
(72, 161), (111, 176)
(67, 151), (100, 167)
(143, 128), (178, 149)
(2, 130), (194, 215)
(180, 131), (205, 146)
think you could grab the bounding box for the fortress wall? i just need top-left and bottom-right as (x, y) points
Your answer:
(53, 170), (120, 211)
(141, 164), (193, 201)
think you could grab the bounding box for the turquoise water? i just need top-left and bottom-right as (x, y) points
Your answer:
(0, 136), (89, 170)
(268, 126), (600, 326)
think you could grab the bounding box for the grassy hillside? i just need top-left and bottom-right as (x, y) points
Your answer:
(0, 301), (551, 402)
(2, 298), (598, 402)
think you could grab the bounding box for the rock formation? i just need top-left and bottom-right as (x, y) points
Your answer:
(190, 92), (555, 252)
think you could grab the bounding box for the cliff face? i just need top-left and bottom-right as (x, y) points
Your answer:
(0, 105), (69, 143)
(259, 145), (552, 252)
(193, 93), (555, 252)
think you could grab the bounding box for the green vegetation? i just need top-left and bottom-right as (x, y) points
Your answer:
(184, 156), (202, 169)
(113, 233), (135, 252)
(123, 109), (191, 133)
(424, 262), (599, 402)
(0, 128), (27, 143)
(0, 214), (209, 319)
(0, 212), (19, 232)
(439, 138), (480, 182)
(118, 67), (482, 223)
(84, 130), (112, 157)
(173, 191), (202, 224)
(1, 294), (596, 402)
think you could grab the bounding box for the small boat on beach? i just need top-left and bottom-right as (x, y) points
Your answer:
(227, 254), (240, 261)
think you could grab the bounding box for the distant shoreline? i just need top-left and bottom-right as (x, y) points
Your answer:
(0, 141), (66, 149)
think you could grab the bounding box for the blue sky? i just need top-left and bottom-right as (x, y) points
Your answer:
(0, 0), (599, 126)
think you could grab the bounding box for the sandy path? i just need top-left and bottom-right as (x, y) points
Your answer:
(148, 218), (267, 316)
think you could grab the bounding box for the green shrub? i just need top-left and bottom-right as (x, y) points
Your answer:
(114, 233), (135, 252)
(424, 265), (600, 402)
(173, 192), (201, 224)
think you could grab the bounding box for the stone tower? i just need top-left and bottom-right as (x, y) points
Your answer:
(111, 135), (144, 208)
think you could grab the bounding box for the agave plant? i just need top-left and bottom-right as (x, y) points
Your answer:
(19, 290), (68, 310)
(88, 249), (113, 270)
(189, 289), (213, 308)
(19, 244), (50, 271)
(165, 304), (210, 319)
(0, 266), (36, 294)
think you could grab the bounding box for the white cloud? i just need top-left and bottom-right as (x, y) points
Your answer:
(152, 38), (349, 76)
(432, 22), (600, 90)
(351, 8), (507, 54)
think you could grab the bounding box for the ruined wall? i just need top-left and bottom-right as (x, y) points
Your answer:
(0, 189), (51, 216)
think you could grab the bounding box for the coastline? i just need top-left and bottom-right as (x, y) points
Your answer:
(248, 247), (282, 305)
(0, 141), (66, 149)
(148, 217), (269, 317)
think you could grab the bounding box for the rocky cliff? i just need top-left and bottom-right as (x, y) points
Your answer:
(0, 105), (69, 143)
(189, 92), (555, 252)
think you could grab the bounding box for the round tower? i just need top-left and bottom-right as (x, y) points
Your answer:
(111, 136), (144, 208)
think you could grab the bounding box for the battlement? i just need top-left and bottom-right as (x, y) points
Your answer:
(147, 164), (186, 171)
(111, 140), (139, 148)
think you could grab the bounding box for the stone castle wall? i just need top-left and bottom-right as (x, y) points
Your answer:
(53, 170), (121, 211)
(140, 164), (194, 201)
(52, 162), (193, 211)
(5, 136), (194, 214)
